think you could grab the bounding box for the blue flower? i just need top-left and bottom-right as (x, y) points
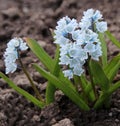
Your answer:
(79, 8), (107, 33)
(71, 30), (81, 41)
(92, 10), (102, 21)
(54, 16), (78, 46)
(59, 55), (70, 65)
(83, 9), (94, 19)
(4, 38), (28, 74)
(96, 21), (107, 33)
(82, 9), (102, 22)
(5, 62), (17, 74)
(73, 64), (84, 76)
(63, 69), (73, 79)
(84, 43), (96, 53)
(79, 20), (91, 31)
(89, 43), (102, 61)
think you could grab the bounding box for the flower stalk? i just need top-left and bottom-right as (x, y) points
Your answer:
(17, 50), (44, 102)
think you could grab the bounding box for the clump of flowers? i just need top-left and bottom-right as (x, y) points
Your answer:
(4, 38), (28, 74)
(54, 9), (107, 78)
(0, 8), (120, 111)
(4, 37), (44, 103)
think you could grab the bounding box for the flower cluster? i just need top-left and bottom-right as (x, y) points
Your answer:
(80, 8), (107, 32)
(4, 38), (28, 74)
(54, 9), (107, 79)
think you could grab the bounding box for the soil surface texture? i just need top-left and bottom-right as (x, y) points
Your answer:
(0, 0), (120, 126)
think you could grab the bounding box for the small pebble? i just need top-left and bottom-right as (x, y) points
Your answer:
(115, 119), (119, 123)
(52, 118), (74, 126)
(108, 112), (113, 117)
(32, 115), (40, 121)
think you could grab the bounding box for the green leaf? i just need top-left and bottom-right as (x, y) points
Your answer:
(79, 74), (95, 102)
(89, 60), (110, 92)
(109, 81), (120, 94)
(25, 38), (54, 72)
(79, 75), (87, 89)
(104, 54), (120, 82)
(34, 63), (76, 92)
(79, 75), (95, 101)
(58, 71), (75, 91)
(46, 45), (60, 104)
(94, 91), (110, 109)
(84, 82), (96, 102)
(0, 72), (45, 108)
(98, 33), (107, 67)
(94, 81), (120, 109)
(33, 64), (90, 111)
(106, 31), (120, 48)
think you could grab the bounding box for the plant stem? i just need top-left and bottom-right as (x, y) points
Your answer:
(74, 75), (88, 102)
(17, 51), (44, 102)
(73, 75), (79, 92)
(87, 60), (98, 100)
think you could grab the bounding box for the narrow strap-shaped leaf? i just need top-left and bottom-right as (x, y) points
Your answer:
(0, 72), (45, 108)
(94, 91), (110, 109)
(58, 71), (75, 90)
(25, 38), (54, 71)
(34, 63), (76, 92)
(89, 60), (110, 92)
(46, 45), (60, 104)
(79, 75), (94, 101)
(84, 82), (96, 102)
(79, 75), (87, 89)
(106, 31), (120, 48)
(94, 81), (120, 109)
(98, 33), (107, 67)
(104, 54), (120, 82)
(33, 64), (90, 111)
(109, 81), (120, 94)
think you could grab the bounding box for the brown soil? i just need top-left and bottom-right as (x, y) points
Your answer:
(0, 0), (120, 126)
